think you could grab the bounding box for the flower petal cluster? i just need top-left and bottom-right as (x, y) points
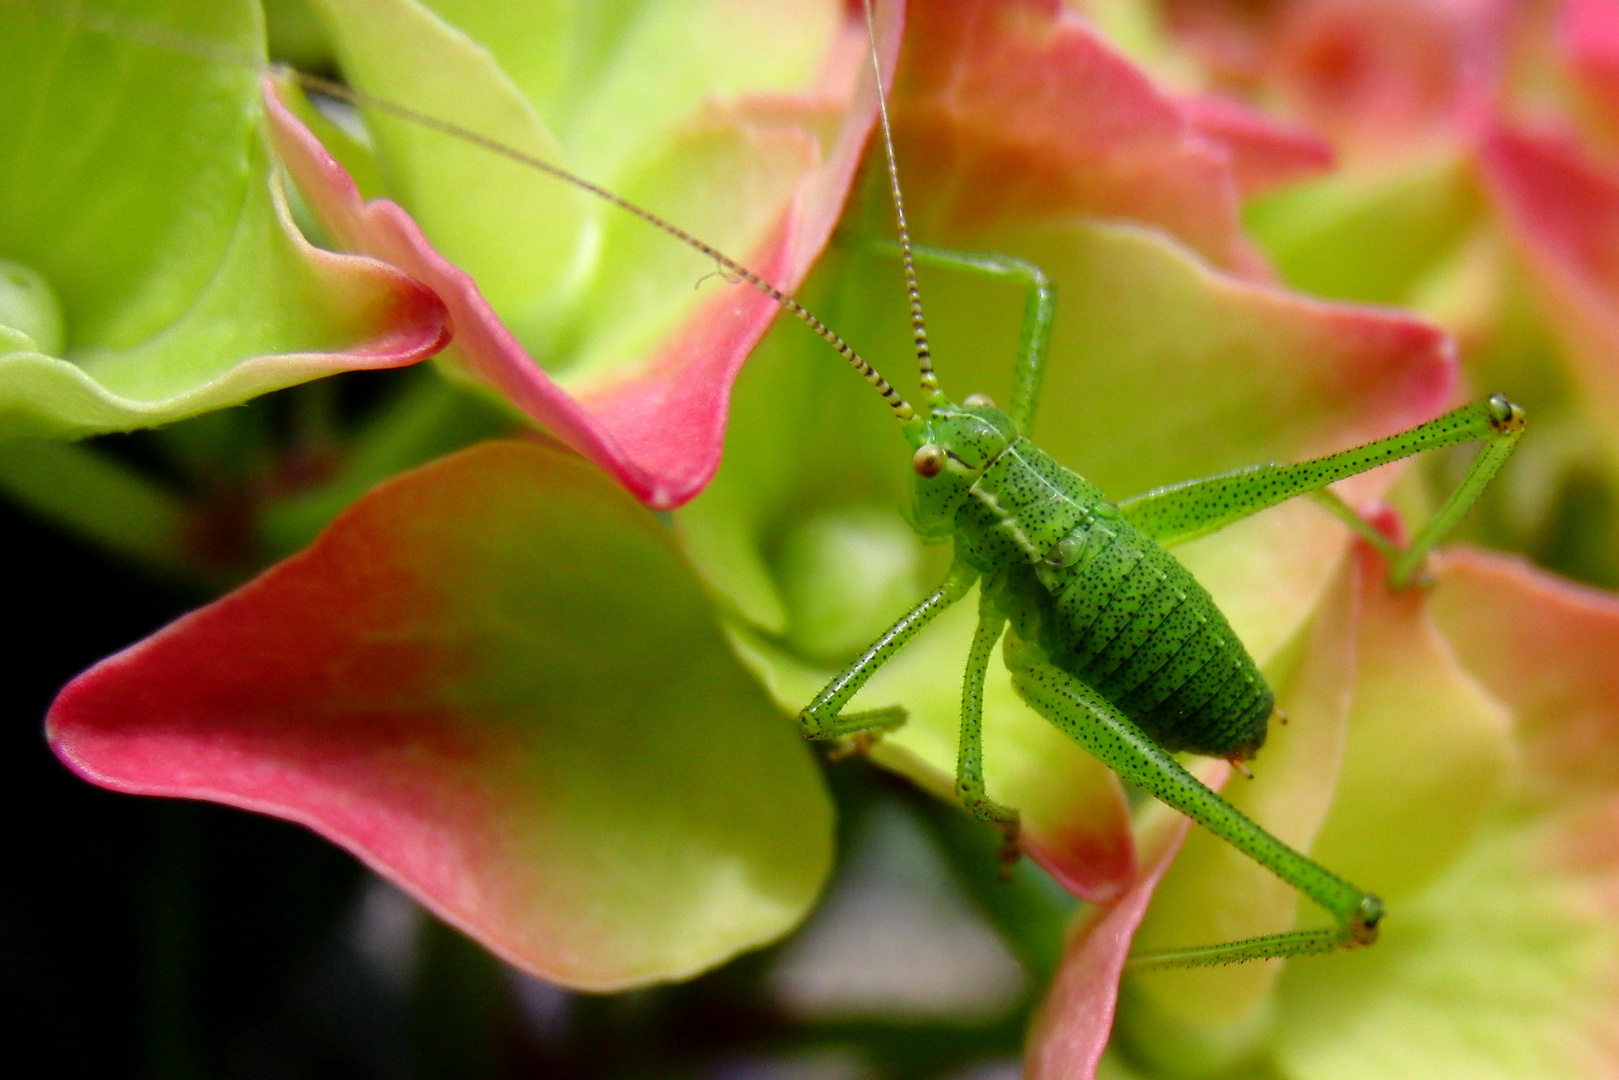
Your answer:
(1022, 1), (1619, 1075)
(12, 0), (1619, 1074)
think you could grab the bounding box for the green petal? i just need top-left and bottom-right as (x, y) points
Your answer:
(1307, 547), (1512, 905)
(1244, 155), (1483, 307)
(0, 0), (448, 437)
(307, 0), (842, 364)
(1274, 812), (1619, 1080)
(306, 0), (594, 344)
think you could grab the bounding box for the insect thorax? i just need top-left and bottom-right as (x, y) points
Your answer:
(952, 434), (1273, 759)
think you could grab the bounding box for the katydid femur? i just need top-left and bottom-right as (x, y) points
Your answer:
(52, 0), (1525, 969)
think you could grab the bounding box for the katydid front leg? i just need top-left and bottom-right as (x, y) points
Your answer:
(800, 559), (979, 747)
(1003, 641), (1382, 969)
(1120, 395), (1526, 586)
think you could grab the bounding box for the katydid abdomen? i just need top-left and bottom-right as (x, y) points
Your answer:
(959, 434), (1272, 761)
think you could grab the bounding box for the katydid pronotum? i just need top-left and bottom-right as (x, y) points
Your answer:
(33, 0), (1526, 970)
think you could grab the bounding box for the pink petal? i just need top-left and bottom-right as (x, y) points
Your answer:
(1431, 546), (1619, 799)
(1025, 763), (1228, 1080)
(1560, 0), (1619, 134)
(1478, 123), (1619, 464)
(1304, 518), (1513, 903)
(889, 0), (1259, 272)
(1175, 92), (1337, 196)
(1268, 0), (1514, 165)
(262, 0), (904, 511)
(48, 440), (833, 989)
(1021, 770), (1137, 905)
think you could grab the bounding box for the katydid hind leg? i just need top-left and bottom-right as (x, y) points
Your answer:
(799, 559), (979, 746)
(954, 590), (1020, 867)
(1119, 395), (1527, 585)
(1003, 647), (1381, 969)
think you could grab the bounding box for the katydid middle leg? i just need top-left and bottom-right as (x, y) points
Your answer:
(840, 237), (1057, 431)
(1003, 640), (1382, 969)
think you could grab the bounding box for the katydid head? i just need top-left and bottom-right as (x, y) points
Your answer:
(906, 397), (1016, 536)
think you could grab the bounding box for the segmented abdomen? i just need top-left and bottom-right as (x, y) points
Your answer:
(1032, 528), (1271, 758)
(958, 437), (1271, 758)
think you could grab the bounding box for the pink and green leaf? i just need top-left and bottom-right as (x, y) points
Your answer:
(1025, 758), (1229, 1080)
(1175, 92), (1336, 197)
(49, 439), (833, 991)
(1268, 547), (1619, 1080)
(884, 0), (1260, 272)
(0, 0), (448, 438)
(1478, 123), (1619, 474)
(1560, 0), (1619, 136)
(1431, 546), (1619, 801)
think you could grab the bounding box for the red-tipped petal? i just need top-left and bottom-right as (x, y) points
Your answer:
(889, 0), (1257, 271)
(49, 440), (832, 990)
(1432, 546), (1619, 798)
(1025, 762), (1228, 1080)
(1560, 0), (1619, 133)
(1269, 0), (1513, 164)
(1479, 123), (1619, 468)
(262, 0), (905, 511)
(1176, 92), (1337, 196)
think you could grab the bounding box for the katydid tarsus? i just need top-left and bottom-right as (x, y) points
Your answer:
(38, 0), (1527, 970)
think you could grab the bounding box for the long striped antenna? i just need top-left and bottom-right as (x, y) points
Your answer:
(28, 0), (918, 424)
(861, 0), (942, 414)
(284, 69), (916, 422)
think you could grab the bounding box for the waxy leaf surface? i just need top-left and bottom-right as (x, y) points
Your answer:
(50, 440), (833, 990)
(0, 0), (448, 437)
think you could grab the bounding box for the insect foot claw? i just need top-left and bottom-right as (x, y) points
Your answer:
(825, 708), (908, 762)
(996, 818), (1023, 882)
(1350, 895), (1385, 947)
(828, 731), (881, 762)
(1389, 557), (1438, 591)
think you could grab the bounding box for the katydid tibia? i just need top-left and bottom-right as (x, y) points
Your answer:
(47, 0), (1527, 970)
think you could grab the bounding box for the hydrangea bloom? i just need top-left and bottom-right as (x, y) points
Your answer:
(12, 0), (1619, 1073)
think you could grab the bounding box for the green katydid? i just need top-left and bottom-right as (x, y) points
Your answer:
(781, 0), (1522, 969)
(44, 0), (1526, 970)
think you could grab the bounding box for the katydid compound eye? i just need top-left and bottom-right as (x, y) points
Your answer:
(964, 393), (996, 409)
(912, 444), (946, 478)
